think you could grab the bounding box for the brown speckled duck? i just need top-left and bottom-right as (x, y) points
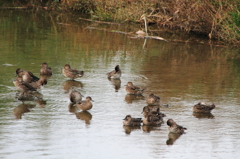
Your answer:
(146, 93), (160, 105)
(143, 114), (163, 126)
(125, 82), (144, 95)
(193, 102), (216, 113)
(123, 115), (142, 126)
(167, 119), (187, 134)
(62, 64), (84, 80)
(106, 65), (121, 79)
(13, 76), (37, 92)
(76, 96), (93, 111)
(16, 68), (40, 83)
(40, 62), (52, 75)
(142, 106), (166, 118)
(69, 90), (83, 104)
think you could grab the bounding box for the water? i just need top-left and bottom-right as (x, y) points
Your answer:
(0, 10), (240, 159)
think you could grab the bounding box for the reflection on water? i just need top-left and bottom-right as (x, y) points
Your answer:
(0, 10), (240, 158)
(62, 80), (83, 93)
(40, 74), (52, 81)
(68, 103), (79, 113)
(142, 125), (161, 133)
(13, 103), (36, 119)
(192, 112), (215, 119)
(124, 94), (145, 104)
(166, 133), (182, 145)
(123, 125), (141, 134)
(108, 78), (121, 92)
(75, 111), (92, 125)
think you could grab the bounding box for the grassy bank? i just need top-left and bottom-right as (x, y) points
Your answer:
(2, 0), (240, 46)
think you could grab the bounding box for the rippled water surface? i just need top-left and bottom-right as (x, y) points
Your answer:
(0, 10), (240, 159)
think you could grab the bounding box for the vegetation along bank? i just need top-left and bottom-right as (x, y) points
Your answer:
(1, 0), (240, 46)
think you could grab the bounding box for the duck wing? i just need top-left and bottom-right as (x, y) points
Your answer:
(27, 71), (40, 81)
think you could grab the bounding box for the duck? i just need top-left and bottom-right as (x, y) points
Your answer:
(29, 77), (47, 89)
(40, 62), (52, 75)
(16, 68), (40, 83)
(76, 96), (93, 111)
(106, 65), (121, 79)
(123, 115), (142, 126)
(13, 76), (37, 92)
(69, 90), (83, 104)
(146, 93), (160, 105)
(142, 105), (166, 118)
(193, 102), (216, 113)
(62, 64), (84, 80)
(167, 119), (187, 134)
(142, 114), (163, 126)
(125, 82), (144, 95)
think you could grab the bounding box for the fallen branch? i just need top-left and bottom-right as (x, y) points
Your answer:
(79, 17), (120, 25)
(0, 7), (29, 10)
(85, 26), (168, 42)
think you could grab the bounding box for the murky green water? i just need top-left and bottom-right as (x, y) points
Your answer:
(1, 10), (240, 158)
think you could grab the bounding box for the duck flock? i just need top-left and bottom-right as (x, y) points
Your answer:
(13, 63), (216, 134)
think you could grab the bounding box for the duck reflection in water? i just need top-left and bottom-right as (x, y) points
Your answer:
(124, 94), (145, 104)
(108, 78), (121, 92)
(123, 125), (141, 134)
(13, 103), (36, 119)
(16, 91), (43, 102)
(16, 90), (46, 109)
(166, 133), (182, 145)
(193, 112), (215, 119)
(75, 111), (92, 125)
(40, 74), (52, 81)
(36, 99), (47, 108)
(68, 103), (79, 113)
(142, 125), (161, 133)
(62, 80), (83, 93)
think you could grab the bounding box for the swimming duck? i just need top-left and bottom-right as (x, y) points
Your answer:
(142, 114), (163, 126)
(76, 96), (93, 111)
(167, 119), (187, 134)
(142, 105), (166, 118)
(13, 76), (37, 92)
(106, 65), (121, 79)
(69, 90), (83, 104)
(62, 64), (84, 80)
(146, 93), (160, 105)
(16, 68), (40, 83)
(193, 102), (216, 113)
(40, 62), (52, 75)
(123, 115), (142, 126)
(125, 82), (144, 95)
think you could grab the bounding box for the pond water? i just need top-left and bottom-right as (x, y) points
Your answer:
(0, 10), (240, 159)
